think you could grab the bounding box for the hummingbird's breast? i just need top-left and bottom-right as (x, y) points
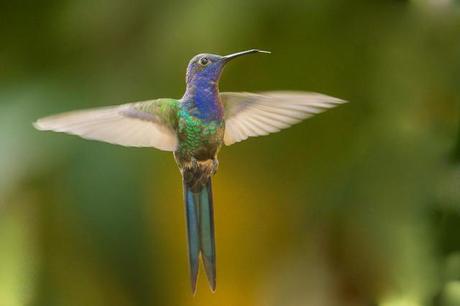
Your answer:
(175, 106), (224, 162)
(175, 78), (225, 166)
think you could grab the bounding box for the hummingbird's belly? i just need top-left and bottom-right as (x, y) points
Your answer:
(176, 112), (224, 161)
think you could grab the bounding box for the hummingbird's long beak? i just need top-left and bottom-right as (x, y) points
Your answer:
(223, 49), (271, 63)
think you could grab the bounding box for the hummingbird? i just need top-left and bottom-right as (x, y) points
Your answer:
(34, 49), (346, 293)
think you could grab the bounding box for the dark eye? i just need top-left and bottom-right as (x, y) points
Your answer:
(199, 57), (209, 66)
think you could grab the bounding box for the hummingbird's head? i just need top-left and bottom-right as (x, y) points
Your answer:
(185, 49), (271, 86)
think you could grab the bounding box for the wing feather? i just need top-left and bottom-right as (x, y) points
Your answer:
(222, 91), (346, 145)
(34, 99), (179, 151)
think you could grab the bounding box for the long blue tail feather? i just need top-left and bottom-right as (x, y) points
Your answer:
(183, 177), (216, 293)
(199, 180), (216, 291)
(184, 181), (200, 293)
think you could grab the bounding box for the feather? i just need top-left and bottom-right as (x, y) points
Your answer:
(33, 99), (179, 151)
(183, 178), (216, 293)
(221, 91), (346, 145)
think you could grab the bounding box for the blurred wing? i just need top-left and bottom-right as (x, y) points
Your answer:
(221, 91), (346, 145)
(34, 99), (179, 151)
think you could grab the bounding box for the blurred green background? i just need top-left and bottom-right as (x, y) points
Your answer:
(1, 0), (459, 305)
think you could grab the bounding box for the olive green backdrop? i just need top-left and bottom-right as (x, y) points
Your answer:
(0, 0), (459, 305)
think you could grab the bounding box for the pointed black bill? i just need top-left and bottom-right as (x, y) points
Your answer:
(223, 49), (271, 62)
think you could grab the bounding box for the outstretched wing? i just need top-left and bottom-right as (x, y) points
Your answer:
(221, 91), (346, 145)
(34, 99), (180, 151)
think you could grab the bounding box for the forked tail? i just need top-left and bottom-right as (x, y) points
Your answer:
(183, 177), (216, 293)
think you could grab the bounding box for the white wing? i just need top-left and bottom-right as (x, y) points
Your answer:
(222, 91), (346, 145)
(33, 99), (179, 151)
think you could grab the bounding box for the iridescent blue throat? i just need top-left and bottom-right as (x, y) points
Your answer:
(182, 76), (223, 122)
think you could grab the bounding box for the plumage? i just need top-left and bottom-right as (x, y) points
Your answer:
(183, 179), (200, 293)
(183, 178), (216, 293)
(34, 99), (180, 151)
(33, 49), (347, 293)
(221, 91), (346, 145)
(198, 179), (216, 291)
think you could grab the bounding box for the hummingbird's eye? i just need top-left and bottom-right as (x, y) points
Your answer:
(199, 57), (210, 66)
